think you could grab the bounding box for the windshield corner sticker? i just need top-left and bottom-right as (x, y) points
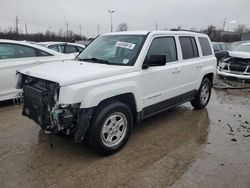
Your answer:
(116, 41), (135, 50)
(122, 59), (129, 64)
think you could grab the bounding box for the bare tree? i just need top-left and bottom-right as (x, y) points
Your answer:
(201, 25), (224, 41)
(116, 23), (128, 32)
(234, 24), (248, 34)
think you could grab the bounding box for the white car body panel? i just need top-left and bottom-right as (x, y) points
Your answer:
(0, 39), (73, 101)
(18, 31), (216, 112)
(19, 61), (135, 86)
(228, 51), (250, 59)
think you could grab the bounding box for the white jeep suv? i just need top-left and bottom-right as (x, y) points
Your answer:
(17, 31), (216, 155)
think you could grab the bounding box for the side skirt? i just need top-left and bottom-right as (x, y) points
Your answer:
(139, 90), (197, 121)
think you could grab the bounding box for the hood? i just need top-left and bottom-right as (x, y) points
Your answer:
(228, 51), (250, 59)
(18, 60), (135, 86)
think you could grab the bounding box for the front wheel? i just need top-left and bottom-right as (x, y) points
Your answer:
(87, 101), (133, 156)
(191, 78), (212, 109)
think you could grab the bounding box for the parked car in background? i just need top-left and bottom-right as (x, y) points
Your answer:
(212, 42), (228, 62)
(217, 43), (250, 82)
(228, 40), (250, 51)
(38, 42), (85, 57)
(0, 39), (73, 101)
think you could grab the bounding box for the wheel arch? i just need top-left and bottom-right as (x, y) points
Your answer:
(203, 72), (214, 85)
(95, 93), (138, 124)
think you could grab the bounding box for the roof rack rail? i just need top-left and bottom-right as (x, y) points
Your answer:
(170, 28), (202, 33)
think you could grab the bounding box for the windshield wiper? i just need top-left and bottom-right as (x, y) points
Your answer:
(77, 57), (111, 64)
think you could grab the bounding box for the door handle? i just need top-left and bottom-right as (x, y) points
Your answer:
(196, 64), (202, 68)
(35, 60), (43, 65)
(172, 68), (181, 74)
(175, 69), (181, 73)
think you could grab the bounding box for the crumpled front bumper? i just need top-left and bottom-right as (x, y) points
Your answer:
(217, 68), (250, 80)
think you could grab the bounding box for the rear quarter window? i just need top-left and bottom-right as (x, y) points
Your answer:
(199, 37), (212, 56)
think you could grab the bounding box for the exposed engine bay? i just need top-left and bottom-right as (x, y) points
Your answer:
(218, 57), (250, 75)
(17, 74), (81, 136)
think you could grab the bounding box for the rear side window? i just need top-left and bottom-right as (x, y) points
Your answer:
(0, 43), (36, 59)
(65, 45), (77, 53)
(147, 37), (177, 63)
(179, 37), (199, 59)
(36, 49), (52, 57)
(199, 37), (212, 56)
(49, 45), (60, 52)
(220, 44), (226, 50)
(76, 46), (84, 52)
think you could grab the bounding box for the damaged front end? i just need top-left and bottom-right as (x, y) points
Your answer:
(17, 74), (93, 142)
(217, 56), (250, 81)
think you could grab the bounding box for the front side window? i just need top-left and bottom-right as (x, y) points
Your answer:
(179, 36), (199, 59)
(146, 37), (177, 63)
(0, 43), (36, 59)
(199, 37), (212, 56)
(77, 35), (146, 66)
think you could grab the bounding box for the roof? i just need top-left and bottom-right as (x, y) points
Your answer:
(240, 43), (250, 46)
(212, 42), (226, 44)
(38, 41), (85, 48)
(102, 30), (209, 38)
(38, 41), (67, 46)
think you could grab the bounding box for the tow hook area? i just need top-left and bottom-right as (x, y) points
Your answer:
(48, 104), (75, 134)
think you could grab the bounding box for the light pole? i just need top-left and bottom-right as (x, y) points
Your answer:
(108, 10), (115, 32)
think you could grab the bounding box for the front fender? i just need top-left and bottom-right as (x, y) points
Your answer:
(59, 80), (142, 112)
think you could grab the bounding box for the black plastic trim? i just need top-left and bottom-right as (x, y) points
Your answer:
(74, 107), (95, 143)
(141, 90), (197, 119)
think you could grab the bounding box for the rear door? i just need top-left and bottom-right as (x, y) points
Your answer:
(176, 36), (201, 100)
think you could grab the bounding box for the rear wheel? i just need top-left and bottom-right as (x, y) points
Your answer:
(191, 78), (212, 109)
(87, 101), (132, 156)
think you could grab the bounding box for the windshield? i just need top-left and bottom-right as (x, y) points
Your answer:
(77, 35), (146, 66)
(234, 44), (250, 53)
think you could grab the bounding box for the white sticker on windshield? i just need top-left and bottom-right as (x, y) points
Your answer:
(116, 41), (135, 50)
(122, 59), (130, 64)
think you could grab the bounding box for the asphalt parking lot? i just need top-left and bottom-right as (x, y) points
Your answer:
(0, 79), (250, 188)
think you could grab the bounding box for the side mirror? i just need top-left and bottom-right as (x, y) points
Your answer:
(143, 55), (166, 69)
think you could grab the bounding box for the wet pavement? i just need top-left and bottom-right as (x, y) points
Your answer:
(0, 79), (250, 188)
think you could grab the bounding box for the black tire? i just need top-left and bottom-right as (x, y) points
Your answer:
(191, 78), (212, 109)
(87, 101), (133, 156)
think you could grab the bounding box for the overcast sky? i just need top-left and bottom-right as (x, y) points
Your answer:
(0, 0), (249, 37)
